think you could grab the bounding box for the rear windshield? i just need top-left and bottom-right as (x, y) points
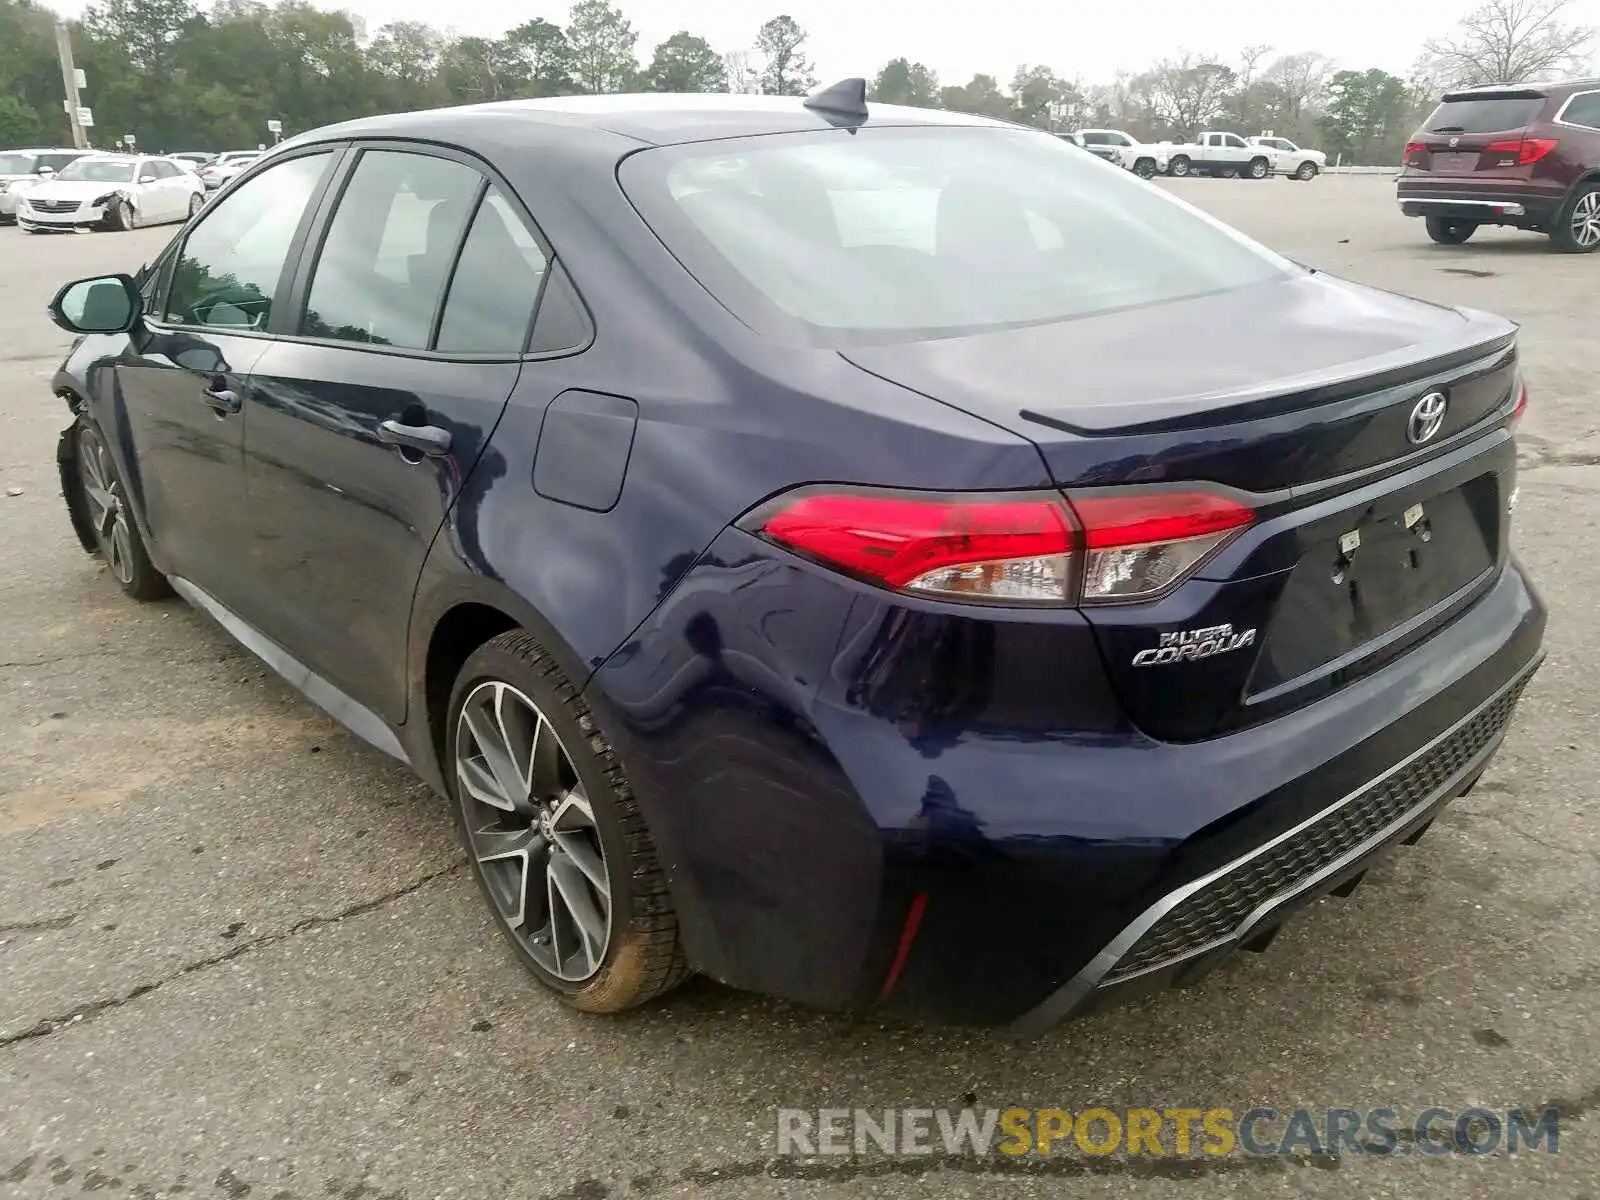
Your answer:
(619, 125), (1294, 347)
(1425, 96), (1545, 133)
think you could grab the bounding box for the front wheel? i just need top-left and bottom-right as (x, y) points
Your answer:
(187, 192), (205, 218)
(1132, 157), (1158, 179)
(1294, 161), (1319, 181)
(1247, 157), (1270, 180)
(447, 630), (689, 1014)
(101, 197), (134, 232)
(74, 420), (169, 600)
(1425, 215), (1478, 245)
(1549, 184), (1600, 253)
(1168, 155), (1191, 178)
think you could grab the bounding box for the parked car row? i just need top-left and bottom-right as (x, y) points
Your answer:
(1064, 129), (1327, 181)
(1, 151), (206, 232)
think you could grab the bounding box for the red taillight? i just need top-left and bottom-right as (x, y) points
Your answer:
(1484, 136), (1558, 165)
(1404, 141), (1428, 164)
(753, 490), (1076, 602)
(745, 486), (1254, 606)
(1510, 379), (1529, 430)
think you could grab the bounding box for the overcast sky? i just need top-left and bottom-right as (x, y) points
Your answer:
(47, 0), (1600, 83)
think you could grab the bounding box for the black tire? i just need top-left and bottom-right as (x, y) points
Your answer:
(1168, 155), (1191, 178)
(1549, 183), (1600, 253)
(1247, 157), (1270, 180)
(101, 197), (133, 232)
(74, 419), (170, 600)
(446, 630), (689, 1014)
(1218, 167), (1238, 179)
(1425, 215), (1478, 245)
(187, 192), (205, 218)
(1294, 161), (1319, 181)
(1132, 157), (1158, 179)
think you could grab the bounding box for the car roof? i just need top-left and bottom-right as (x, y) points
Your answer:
(283, 91), (1011, 153)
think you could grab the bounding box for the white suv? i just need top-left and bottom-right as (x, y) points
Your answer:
(1247, 137), (1328, 181)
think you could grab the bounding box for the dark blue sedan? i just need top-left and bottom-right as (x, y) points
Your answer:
(45, 83), (1545, 1034)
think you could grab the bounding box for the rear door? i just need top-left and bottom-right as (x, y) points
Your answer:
(242, 143), (556, 723)
(1408, 89), (1549, 177)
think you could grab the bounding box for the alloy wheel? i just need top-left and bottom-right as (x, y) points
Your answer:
(454, 679), (612, 981)
(1572, 191), (1600, 249)
(79, 431), (134, 585)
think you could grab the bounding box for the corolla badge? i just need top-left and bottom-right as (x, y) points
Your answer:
(1132, 622), (1257, 667)
(1407, 391), (1448, 445)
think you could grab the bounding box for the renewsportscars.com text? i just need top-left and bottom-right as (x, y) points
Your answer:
(776, 1106), (1561, 1158)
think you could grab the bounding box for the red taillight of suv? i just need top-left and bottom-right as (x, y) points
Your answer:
(744, 486), (1254, 606)
(1404, 141), (1428, 165)
(1510, 378), (1529, 431)
(1484, 136), (1558, 165)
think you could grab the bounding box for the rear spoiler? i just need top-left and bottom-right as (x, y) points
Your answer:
(1439, 88), (1546, 102)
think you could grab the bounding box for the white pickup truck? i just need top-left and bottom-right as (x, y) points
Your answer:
(1164, 132), (1275, 180)
(1246, 136), (1328, 181)
(1072, 129), (1171, 179)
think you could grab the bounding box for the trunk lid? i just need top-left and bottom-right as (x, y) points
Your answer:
(841, 272), (1520, 741)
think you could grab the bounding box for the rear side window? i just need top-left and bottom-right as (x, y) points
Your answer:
(1425, 96), (1545, 133)
(1561, 92), (1600, 129)
(435, 187), (550, 354)
(302, 150), (484, 348)
(163, 152), (333, 329)
(39, 153), (81, 172)
(619, 125), (1292, 347)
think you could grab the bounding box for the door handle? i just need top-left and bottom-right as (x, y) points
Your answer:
(202, 385), (240, 414)
(377, 418), (452, 457)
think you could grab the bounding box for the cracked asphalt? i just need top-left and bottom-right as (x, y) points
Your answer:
(2, 176), (1598, 1199)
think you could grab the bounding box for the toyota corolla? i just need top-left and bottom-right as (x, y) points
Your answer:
(45, 84), (1545, 1034)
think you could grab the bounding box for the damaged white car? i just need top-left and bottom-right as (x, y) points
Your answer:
(16, 155), (206, 234)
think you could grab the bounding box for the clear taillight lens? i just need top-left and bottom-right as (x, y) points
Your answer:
(1071, 491), (1256, 603)
(743, 486), (1254, 606)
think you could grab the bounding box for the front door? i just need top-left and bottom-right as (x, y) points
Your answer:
(106, 148), (340, 611)
(244, 147), (553, 722)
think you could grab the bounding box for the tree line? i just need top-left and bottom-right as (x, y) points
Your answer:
(0, 0), (1593, 164)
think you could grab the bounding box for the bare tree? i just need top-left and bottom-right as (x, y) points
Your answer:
(723, 50), (760, 94)
(1147, 53), (1237, 135)
(1423, 0), (1596, 88)
(1259, 51), (1332, 138)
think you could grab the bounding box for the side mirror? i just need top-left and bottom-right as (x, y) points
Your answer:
(139, 174), (157, 184)
(48, 274), (142, 335)
(37, 165), (55, 177)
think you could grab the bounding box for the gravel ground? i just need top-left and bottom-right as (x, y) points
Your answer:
(1, 174), (1597, 1199)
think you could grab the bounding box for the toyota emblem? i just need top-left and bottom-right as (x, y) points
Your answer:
(1407, 392), (1448, 445)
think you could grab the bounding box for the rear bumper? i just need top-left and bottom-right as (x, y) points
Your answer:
(591, 522), (1546, 1029)
(1007, 645), (1541, 1035)
(1397, 182), (1564, 227)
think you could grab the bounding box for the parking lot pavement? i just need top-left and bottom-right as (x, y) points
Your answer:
(1, 177), (1597, 1199)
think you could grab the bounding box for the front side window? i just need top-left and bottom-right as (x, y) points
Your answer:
(620, 126), (1293, 347)
(163, 151), (333, 330)
(301, 150), (484, 349)
(435, 187), (550, 354)
(1224, 135), (1247, 148)
(57, 159), (135, 183)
